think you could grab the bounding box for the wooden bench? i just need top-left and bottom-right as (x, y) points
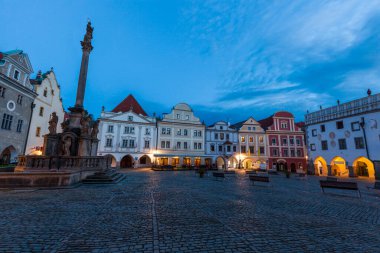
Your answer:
(326, 177), (338, 182)
(319, 180), (361, 197)
(367, 181), (380, 191)
(224, 170), (236, 174)
(249, 175), (270, 186)
(246, 170), (257, 175)
(213, 172), (225, 180)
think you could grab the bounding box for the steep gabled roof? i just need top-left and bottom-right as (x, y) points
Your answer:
(258, 115), (274, 130)
(111, 94), (148, 116)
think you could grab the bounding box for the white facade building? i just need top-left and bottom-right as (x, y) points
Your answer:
(205, 121), (239, 169)
(305, 92), (380, 179)
(97, 95), (156, 168)
(155, 103), (206, 167)
(26, 70), (65, 155)
(232, 117), (268, 170)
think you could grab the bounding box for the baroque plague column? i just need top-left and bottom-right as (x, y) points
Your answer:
(13, 22), (109, 185)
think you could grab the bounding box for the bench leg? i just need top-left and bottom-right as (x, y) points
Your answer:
(321, 187), (325, 194)
(357, 190), (362, 198)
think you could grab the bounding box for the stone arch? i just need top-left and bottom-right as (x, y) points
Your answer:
(243, 158), (255, 170)
(314, 156), (328, 176)
(139, 155), (151, 167)
(104, 154), (117, 168)
(353, 157), (375, 179)
(216, 156), (225, 169)
(120, 155), (134, 168)
(0, 145), (17, 165)
(228, 156), (238, 169)
(290, 163), (296, 173)
(330, 156), (348, 177)
(276, 159), (287, 172)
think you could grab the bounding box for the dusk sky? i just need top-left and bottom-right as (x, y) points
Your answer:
(1, 0), (380, 124)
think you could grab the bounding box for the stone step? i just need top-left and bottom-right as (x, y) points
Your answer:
(82, 170), (126, 184)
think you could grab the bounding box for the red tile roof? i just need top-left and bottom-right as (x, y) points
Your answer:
(258, 115), (274, 130)
(112, 94), (148, 116)
(274, 111), (294, 118)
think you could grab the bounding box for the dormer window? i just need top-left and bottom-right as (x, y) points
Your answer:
(185, 115), (189, 120)
(177, 114), (180, 119)
(280, 122), (288, 129)
(17, 95), (23, 105)
(13, 70), (20, 80)
(128, 116), (133, 121)
(43, 88), (48, 97)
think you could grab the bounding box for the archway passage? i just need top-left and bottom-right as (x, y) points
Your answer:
(104, 154), (117, 168)
(243, 159), (254, 170)
(228, 157), (238, 169)
(277, 161), (287, 172)
(205, 158), (212, 168)
(194, 158), (201, 167)
(216, 156), (225, 169)
(0, 146), (17, 165)
(314, 156), (328, 176)
(353, 157), (375, 179)
(120, 155), (134, 168)
(330, 156), (348, 177)
(139, 155), (151, 167)
(290, 163), (296, 173)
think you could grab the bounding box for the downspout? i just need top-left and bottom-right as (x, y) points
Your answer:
(23, 102), (35, 155)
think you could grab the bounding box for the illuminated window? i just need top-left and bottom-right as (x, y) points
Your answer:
(36, 127), (41, 137)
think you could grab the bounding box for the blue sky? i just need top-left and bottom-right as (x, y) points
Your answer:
(1, 0), (380, 124)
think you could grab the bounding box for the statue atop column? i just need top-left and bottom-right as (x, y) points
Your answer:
(48, 112), (58, 134)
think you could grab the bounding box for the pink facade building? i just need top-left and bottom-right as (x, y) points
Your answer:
(259, 111), (307, 172)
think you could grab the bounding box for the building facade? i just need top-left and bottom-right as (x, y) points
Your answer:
(97, 95), (156, 168)
(305, 92), (380, 179)
(155, 103), (206, 167)
(232, 117), (268, 170)
(25, 70), (65, 155)
(259, 111), (306, 172)
(205, 121), (239, 169)
(0, 50), (36, 165)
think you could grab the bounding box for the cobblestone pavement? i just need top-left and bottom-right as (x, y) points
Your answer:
(0, 169), (379, 253)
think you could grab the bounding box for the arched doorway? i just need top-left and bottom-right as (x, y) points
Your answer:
(243, 158), (254, 170)
(330, 156), (348, 177)
(139, 155), (151, 167)
(314, 156), (328, 176)
(104, 154), (117, 168)
(353, 157), (375, 179)
(216, 156), (225, 170)
(290, 163), (296, 173)
(228, 157), (238, 169)
(205, 158), (212, 168)
(120, 155), (134, 168)
(0, 146), (17, 165)
(277, 159), (287, 172)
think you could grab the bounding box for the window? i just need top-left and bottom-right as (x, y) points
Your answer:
(177, 129), (181, 135)
(184, 142), (188, 149)
(321, 140), (328, 150)
(249, 146), (254, 154)
(161, 141), (165, 148)
(185, 115), (189, 120)
(355, 137), (364, 149)
(226, 133), (230, 140)
(351, 122), (360, 131)
(0, 86), (5, 97)
(338, 139), (347, 150)
(105, 138), (112, 147)
(310, 144), (316, 151)
(259, 146), (265, 155)
(241, 136), (245, 142)
(220, 133), (224, 140)
(176, 114), (181, 119)
(177, 142), (181, 149)
(259, 136), (264, 143)
(184, 129), (188, 136)
(194, 130), (202, 137)
(198, 143), (202, 149)
(1, 114), (13, 130)
(280, 122), (287, 129)
(219, 126), (223, 130)
(16, 95), (23, 105)
(336, 121), (344, 129)
(290, 150), (295, 157)
(16, 119), (23, 132)
(218, 145), (222, 152)
(296, 149), (301, 157)
(43, 88), (48, 97)
(252, 126), (256, 131)
(107, 125), (114, 133)
(13, 70), (20, 80)
(282, 138), (287, 145)
(167, 128), (171, 135)
(249, 136), (254, 143)
(210, 144), (215, 152)
(39, 107), (44, 116)
(145, 128), (150, 135)
(320, 125), (325, 132)
(312, 129), (317, 136)
(162, 128), (171, 135)
(289, 138), (294, 146)
(296, 139), (301, 146)
(214, 133), (218, 140)
(273, 149), (278, 156)
(166, 141), (170, 149)
(128, 116), (133, 121)
(233, 146), (236, 152)
(271, 138), (276, 145)
(227, 146), (231, 152)
(283, 149), (288, 157)
(128, 140), (135, 148)
(122, 139), (128, 148)
(248, 127), (251, 130)
(241, 146), (246, 153)
(194, 142), (197, 150)
(35, 127), (41, 137)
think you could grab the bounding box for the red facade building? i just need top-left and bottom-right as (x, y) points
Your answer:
(259, 111), (307, 172)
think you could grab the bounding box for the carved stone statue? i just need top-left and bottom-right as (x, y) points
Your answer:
(81, 21), (94, 52)
(91, 120), (99, 138)
(61, 119), (70, 132)
(61, 136), (72, 156)
(80, 115), (91, 135)
(48, 112), (58, 134)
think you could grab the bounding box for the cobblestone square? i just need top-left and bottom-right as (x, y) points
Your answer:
(0, 169), (379, 253)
